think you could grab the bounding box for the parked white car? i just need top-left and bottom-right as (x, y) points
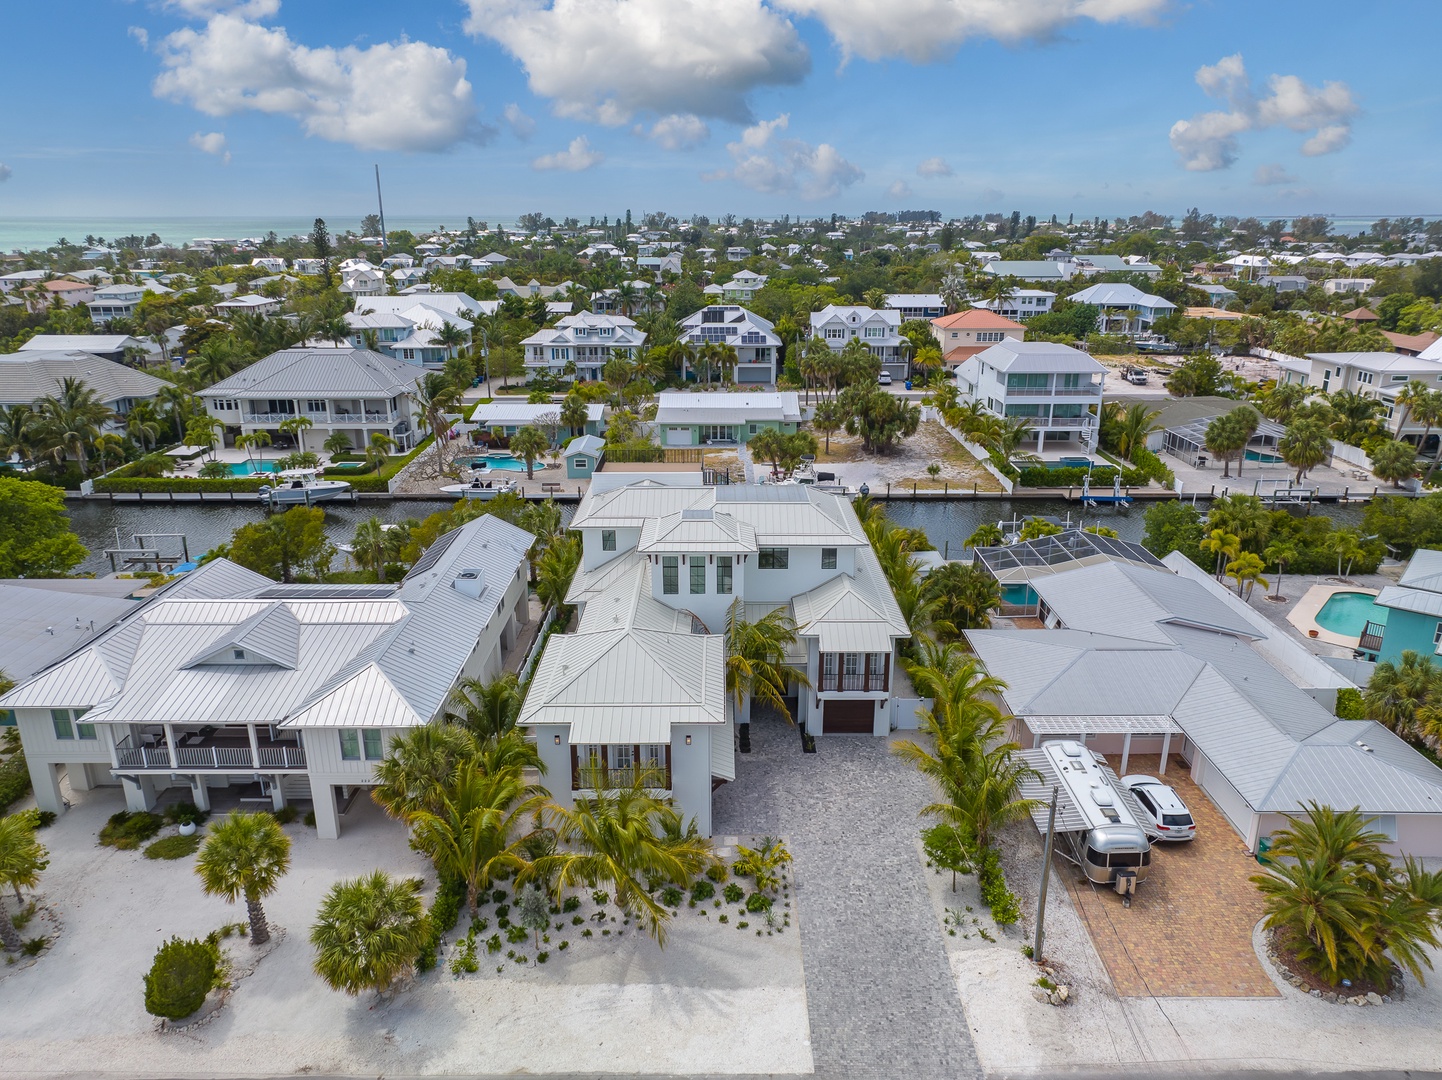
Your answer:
(1120, 775), (1196, 841)
(878, 371), (893, 385)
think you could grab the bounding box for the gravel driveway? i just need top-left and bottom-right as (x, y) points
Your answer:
(713, 712), (982, 1080)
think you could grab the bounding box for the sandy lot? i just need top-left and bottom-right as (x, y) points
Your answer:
(0, 784), (810, 1078)
(807, 419), (1003, 493)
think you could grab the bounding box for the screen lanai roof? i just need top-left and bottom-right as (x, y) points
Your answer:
(974, 529), (1163, 582)
(1164, 414), (1287, 454)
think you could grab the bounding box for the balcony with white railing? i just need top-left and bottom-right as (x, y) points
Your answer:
(114, 730), (306, 771)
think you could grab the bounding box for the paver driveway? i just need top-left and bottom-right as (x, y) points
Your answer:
(1066, 753), (1279, 998)
(713, 713), (982, 1080)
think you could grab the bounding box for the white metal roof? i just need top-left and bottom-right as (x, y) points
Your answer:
(201, 347), (418, 399)
(638, 510), (757, 555)
(572, 482), (868, 546)
(0, 350), (167, 406)
(17, 335), (148, 354)
(973, 339), (1107, 375)
(472, 401), (603, 426)
(653, 391), (802, 425)
(791, 545), (909, 651)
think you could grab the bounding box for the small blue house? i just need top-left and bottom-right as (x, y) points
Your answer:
(1371, 549), (1442, 665)
(564, 435), (605, 479)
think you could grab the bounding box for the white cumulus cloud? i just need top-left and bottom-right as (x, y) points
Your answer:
(917, 156), (953, 178)
(1169, 54), (1357, 171)
(153, 11), (483, 152)
(161, 0), (281, 17)
(189, 130), (232, 163)
(644, 114), (710, 151)
(503, 103), (536, 139)
(704, 114), (863, 200)
(462, 0), (809, 124)
(776, 0), (1170, 63)
(1253, 162), (1295, 186)
(128, 26), (150, 49)
(888, 179), (913, 199)
(532, 135), (604, 171)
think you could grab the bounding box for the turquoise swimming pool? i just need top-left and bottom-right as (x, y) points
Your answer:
(227, 460), (282, 475)
(1245, 449), (1284, 463)
(1315, 591), (1387, 637)
(462, 453), (548, 472)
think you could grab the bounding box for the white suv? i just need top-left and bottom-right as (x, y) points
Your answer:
(1121, 775), (1197, 841)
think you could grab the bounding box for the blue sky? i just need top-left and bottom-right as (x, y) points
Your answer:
(1, 0), (1438, 223)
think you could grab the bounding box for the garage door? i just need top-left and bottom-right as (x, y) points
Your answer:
(1194, 753), (1252, 841)
(665, 426), (693, 446)
(823, 699), (875, 734)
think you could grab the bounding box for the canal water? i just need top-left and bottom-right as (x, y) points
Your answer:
(63, 495), (1371, 576)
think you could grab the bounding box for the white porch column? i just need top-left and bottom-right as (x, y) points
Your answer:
(163, 723), (177, 764)
(247, 723), (262, 769)
(309, 777), (340, 840)
(271, 778), (286, 811)
(1120, 731), (1132, 776)
(27, 759), (64, 815)
(190, 776), (211, 812)
(1160, 731), (1172, 776)
(1036, 429), (1045, 454)
(68, 762), (94, 792)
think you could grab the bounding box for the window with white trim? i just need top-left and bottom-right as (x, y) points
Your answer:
(601, 530), (616, 551)
(690, 559), (706, 594)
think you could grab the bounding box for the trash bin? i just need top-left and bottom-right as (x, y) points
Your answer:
(1256, 835), (1273, 865)
(905, 380), (913, 390)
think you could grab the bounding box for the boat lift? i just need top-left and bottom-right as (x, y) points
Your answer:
(1080, 474), (1132, 507)
(102, 532), (192, 574)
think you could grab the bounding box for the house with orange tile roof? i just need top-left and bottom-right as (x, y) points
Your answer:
(22, 278), (95, 312)
(928, 308), (1025, 370)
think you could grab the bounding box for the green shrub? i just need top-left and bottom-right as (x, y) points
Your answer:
(143, 937), (222, 1020)
(323, 435), (433, 492)
(1017, 465), (1120, 488)
(0, 749), (33, 813)
(269, 805), (298, 825)
(561, 895), (581, 913)
(17, 808), (56, 830)
(977, 847), (1021, 926)
(99, 810), (164, 850)
(592, 889), (609, 905)
(494, 903), (510, 919)
(416, 875), (466, 973)
(745, 892), (772, 913)
(162, 801), (209, 827)
(11, 901), (36, 930)
(705, 862), (728, 884)
(485, 933), (502, 954)
(660, 885), (684, 907)
(491, 889), (507, 904)
(95, 475), (267, 494)
(536, 951), (550, 964)
(1335, 687), (1366, 720)
(303, 810), (316, 827)
(505, 925), (528, 944)
(22, 936), (48, 956)
(723, 883), (744, 904)
(689, 880), (715, 903)
(144, 833), (202, 860)
(987, 446), (1020, 481)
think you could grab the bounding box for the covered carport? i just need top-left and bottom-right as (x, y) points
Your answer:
(1017, 714), (1183, 776)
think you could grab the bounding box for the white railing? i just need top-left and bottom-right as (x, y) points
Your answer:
(115, 739), (306, 770)
(518, 606), (559, 684)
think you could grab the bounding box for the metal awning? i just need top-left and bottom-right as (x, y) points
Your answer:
(1018, 747), (1163, 841)
(1023, 715), (1181, 736)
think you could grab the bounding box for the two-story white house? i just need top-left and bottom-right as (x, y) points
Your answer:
(954, 339), (1107, 455)
(522, 312), (646, 381)
(1274, 350), (1442, 454)
(87, 284), (148, 323)
(972, 289), (1056, 321)
(1067, 282), (1176, 335)
(678, 305), (781, 384)
(215, 293), (281, 317)
(344, 301), (473, 367)
(201, 346), (422, 454)
(809, 305), (908, 379)
(0, 513), (534, 839)
(523, 481), (909, 836)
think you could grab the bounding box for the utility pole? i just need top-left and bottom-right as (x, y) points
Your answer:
(374, 164), (388, 252)
(1034, 786), (1058, 963)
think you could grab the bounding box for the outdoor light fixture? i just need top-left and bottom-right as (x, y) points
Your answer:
(685, 735), (692, 745)
(554, 734), (561, 744)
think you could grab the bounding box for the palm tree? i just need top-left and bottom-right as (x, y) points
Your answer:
(1204, 413), (1246, 479)
(413, 371), (462, 476)
(407, 762), (547, 915)
(1225, 552), (1269, 599)
(371, 723), (481, 820)
(1116, 403), (1162, 462)
(811, 399), (845, 453)
(1279, 417), (1332, 483)
(1329, 527), (1366, 578)
(447, 674), (524, 745)
(1200, 528), (1241, 579)
(724, 600), (810, 725)
(1370, 439), (1418, 488)
(532, 778), (715, 946)
(278, 415), (314, 453)
(922, 562), (1001, 633)
(560, 394), (590, 438)
(1327, 389), (1384, 445)
(184, 414), (224, 457)
(965, 523), (1004, 548)
(323, 430), (352, 457)
(364, 431), (396, 472)
(0, 810), (48, 916)
(235, 431), (271, 468)
(1363, 650), (1440, 737)
(351, 516), (397, 582)
(195, 811), (292, 945)
(310, 871), (431, 997)
(1263, 541), (1297, 599)
(508, 425), (550, 480)
(0, 404), (39, 465)
(125, 401), (161, 453)
(434, 320), (467, 360)
(535, 534), (581, 611)
(92, 431), (126, 475)
(35, 377), (113, 474)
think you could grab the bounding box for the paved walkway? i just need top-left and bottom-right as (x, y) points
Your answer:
(1068, 754), (1278, 998)
(713, 713), (981, 1080)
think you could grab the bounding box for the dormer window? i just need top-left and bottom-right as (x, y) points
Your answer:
(233, 649), (246, 660)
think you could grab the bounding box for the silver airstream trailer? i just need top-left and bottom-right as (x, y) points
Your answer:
(1041, 740), (1154, 889)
